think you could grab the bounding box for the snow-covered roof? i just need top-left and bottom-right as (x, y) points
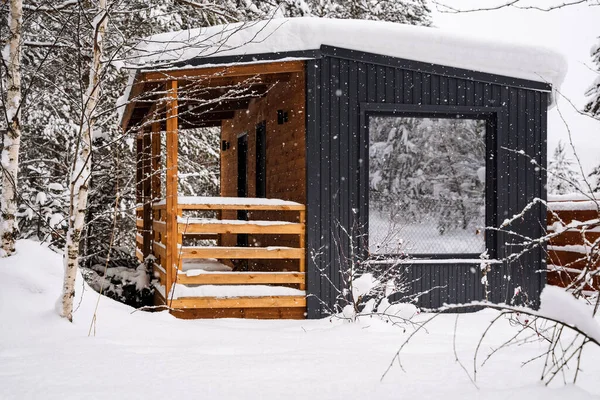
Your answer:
(132, 17), (567, 90)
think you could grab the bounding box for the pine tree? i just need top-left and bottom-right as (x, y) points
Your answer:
(547, 141), (579, 195)
(589, 166), (600, 193)
(585, 39), (600, 117)
(314, 0), (431, 25)
(585, 37), (600, 193)
(7, 0), (433, 306)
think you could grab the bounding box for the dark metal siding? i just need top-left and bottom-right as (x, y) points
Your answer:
(305, 49), (549, 318)
(386, 262), (511, 309)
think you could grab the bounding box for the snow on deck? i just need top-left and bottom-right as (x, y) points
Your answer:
(180, 259), (232, 274)
(547, 219), (600, 232)
(548, 200), (600, 211)
(177, 217), (295, 226)
(155, 196), (302, 207)
(548, 244), (595, 255)
(548, 193), (600, 202)
(169, 283), (305, 299)
(132, 18), (567, 89)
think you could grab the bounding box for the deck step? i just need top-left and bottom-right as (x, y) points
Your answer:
(177, 218), (303, 235)
(180, 246), (304, 259)
(169, 296), (306, 309)
(177, 271), (305, 285)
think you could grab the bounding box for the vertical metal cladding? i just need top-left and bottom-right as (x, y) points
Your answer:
(305, 49), (549, 318)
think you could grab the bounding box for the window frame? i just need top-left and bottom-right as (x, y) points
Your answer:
(360, 103), (503, 260)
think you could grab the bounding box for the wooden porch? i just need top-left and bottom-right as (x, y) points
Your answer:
(129, 60), (308, 318)
(136, 196), (307, 318)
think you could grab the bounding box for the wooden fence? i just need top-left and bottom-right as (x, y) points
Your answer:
(547, 194), (600, 291)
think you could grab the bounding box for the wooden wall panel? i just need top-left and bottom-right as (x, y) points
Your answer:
(220, 69), (306, 271)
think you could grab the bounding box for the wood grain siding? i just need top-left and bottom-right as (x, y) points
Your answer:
(547, 199), (600, 289)
(221, 69), (306, 271)
(306, 50), (549, 317)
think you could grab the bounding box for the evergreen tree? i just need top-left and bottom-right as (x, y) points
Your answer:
(369, 116), (486, 236)
(314, 0), (431, 25)
(547, 141), (579, 195)
(585, 38), (600, 193)
(7, 0), (433, 306)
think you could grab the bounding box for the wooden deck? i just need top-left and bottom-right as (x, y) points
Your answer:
(137, 196), (307, 319)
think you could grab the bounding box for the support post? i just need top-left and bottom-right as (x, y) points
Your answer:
(151, 121), (161, 200)
(142, 128), (152, 258)
(165, 80), (179, 304)
(299, 209), (306, 290)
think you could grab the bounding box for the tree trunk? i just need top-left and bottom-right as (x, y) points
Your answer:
(1, 0), (23, 257)
(60, 0), (108, 321)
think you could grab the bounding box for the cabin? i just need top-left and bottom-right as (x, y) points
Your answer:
(120, 18), (567, 318)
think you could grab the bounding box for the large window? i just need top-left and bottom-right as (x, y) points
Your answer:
(368, 115), (487, 255)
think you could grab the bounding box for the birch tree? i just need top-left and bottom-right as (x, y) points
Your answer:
(1, 0), (23, 257)
(60, 0), (108, 322)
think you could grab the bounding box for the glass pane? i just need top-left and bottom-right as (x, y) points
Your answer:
(368, 116), (486, 255)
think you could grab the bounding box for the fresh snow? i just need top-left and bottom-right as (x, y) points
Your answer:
(1, 240), (600, 400)
(132, 18), (567, 90)
(168, 283), (305, 299)
(548, 200), (600, 211)
(548, 192), (600, 202)
(178, 217), (295, 226)
(538, 285), (600, 345)
(548, 244), (595, 255)
(180, 258), (232, 274)
(156, 196), (302, 207)
(547, 218), (600, 233)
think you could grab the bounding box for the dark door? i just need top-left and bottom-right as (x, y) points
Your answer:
(237, 134), (248, 247)
(255, 121), (267, 198)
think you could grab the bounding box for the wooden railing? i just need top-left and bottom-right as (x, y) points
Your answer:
(547, 194), (600, 290)
(148, 196), (306, 306)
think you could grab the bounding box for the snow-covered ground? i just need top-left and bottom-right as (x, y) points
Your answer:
(1, 240), (600, 400)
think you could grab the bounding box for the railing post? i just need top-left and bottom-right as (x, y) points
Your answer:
(142, 127), (152, 258)
(165, 80), (179, 304)
(299, 209), (306, 290)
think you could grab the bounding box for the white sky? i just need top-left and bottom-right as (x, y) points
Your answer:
(432, 0), (600, 177)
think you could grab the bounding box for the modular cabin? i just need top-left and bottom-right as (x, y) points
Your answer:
(120, 18), (566, 318)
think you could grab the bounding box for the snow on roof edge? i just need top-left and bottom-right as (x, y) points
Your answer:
(130, 18), (567, 90)
(119, 18), (568, 124)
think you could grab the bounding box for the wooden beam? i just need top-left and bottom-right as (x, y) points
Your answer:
(299, 210), (306, 290)
(179, 76), (286, 95)
(178, 203), (305, 211)
(179, 119), (224, 129)
(153, 242), (166, 260)
(182, 109), (235, 120)
(120, 76), (146, 131)
(176, 272), (305, 285)
(151, 121), (161, 200)
(171, 307), (306, 319)
(142, 127), (153, 258)
(135, 135), (142, 203)
(143, 61), (304, 82)
(180, 246), (304, 259)
(178, 221), (303, 235)
(182, 98), (252, 113)
(165, 80), (179, 304)
(169, 296), (306, 309)
(153, 263), (167, 285)
(153, 220), (166, 235)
